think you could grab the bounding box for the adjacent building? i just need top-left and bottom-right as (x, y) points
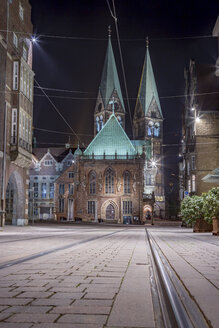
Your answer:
(0, 0), (34, 226)
(179, 18), (219, 199)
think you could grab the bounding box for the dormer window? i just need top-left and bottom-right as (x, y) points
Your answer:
(19, 3), (24, 20)
(44, 160), (53, 166)
(67, 160), (72, 166)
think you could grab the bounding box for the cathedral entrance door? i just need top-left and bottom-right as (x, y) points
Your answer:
(106, 204), (115, 220)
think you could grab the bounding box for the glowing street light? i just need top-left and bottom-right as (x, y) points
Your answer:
(196, 116), (200, 123)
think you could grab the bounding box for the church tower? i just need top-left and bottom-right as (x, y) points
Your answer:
(94, 27), (125, 136)
(134, 40), (165, 217)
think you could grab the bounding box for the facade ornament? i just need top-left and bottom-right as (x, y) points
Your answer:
(81, 174), (86, 191)
(98, 173), (102, 192)
(117, 177), (122, 192)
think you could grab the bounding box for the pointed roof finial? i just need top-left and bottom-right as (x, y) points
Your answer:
(146, 36), (149, 48)
(108, 25), (111, 38)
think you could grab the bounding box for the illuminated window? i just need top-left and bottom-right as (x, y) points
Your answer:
(49, 183), (54, 198)
(192, 175), (196, 192)
(105, 168), (114, 194)
(68, 184), (74, 195)
(23, 46), (27, 61)
(88, 201), (95, 214)
(59, 198), (64, 212)
(96, 116), (100, 133)
(19, 3), (24, 20)
(89, 171), (96, 194)
(59, 184), (65, 195)
(191, 156), (195, 170)
(124, 171), (131, 193)
(41, 183), (47, 198)
(11, 108), (17, 145)
(154, 122), (160, 137)
(13, 33), (18, 48)
(13, 61), (19, 90)
(123, 201), (132, 214)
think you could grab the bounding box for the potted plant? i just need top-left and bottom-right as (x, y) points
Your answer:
(181, 195), (212, 232)
(203, 187), (219, 236)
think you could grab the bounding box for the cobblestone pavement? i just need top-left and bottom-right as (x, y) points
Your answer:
(0, 225), (154, 328)
(148, 226), (219, 328)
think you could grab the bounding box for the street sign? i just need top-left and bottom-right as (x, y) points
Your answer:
(184, 191), (189, 197)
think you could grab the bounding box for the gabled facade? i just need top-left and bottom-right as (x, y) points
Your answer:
(29, 147), (76, 220)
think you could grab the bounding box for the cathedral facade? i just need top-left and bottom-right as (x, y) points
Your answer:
(30, 33), (165, 224)
(54, 34), (165, 223)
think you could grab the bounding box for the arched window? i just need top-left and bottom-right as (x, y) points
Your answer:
(154, 122), (160, 137)
(89, 171), (96, 194)
(96, 117), (100, 133)
(124, 171), (131, 193)
(105, 168), (114, 194)
(148, 121), (154, 136)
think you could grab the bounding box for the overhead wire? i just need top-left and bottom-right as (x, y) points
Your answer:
(3, 29), (85, 148)
(110, 0), (134, 139)
(0, 29), (216, 41)
(2, 89), (219, 100)
(34, 79), (84, 147)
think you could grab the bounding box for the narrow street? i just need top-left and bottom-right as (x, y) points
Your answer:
(0, 225), (218, 328)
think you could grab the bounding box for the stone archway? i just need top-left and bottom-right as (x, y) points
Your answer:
(101, 200), (119, 222)
(143, 204), (152, 222)
(5, 171), (26, 225)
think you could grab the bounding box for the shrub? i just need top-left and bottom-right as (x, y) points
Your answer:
(181, 195), (204, 225)
(203, 187), (219, 224)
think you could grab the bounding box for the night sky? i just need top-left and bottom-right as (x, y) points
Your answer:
(29, 0), (219, 196)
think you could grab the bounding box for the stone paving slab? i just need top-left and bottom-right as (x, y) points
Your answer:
(31, 324), (103, 328)
(0, 226), (155, 328)
(57, 314), (107, 324)
(5, 313), (59, 323)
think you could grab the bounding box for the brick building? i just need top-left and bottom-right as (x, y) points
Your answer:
(0, 0), (34, 226)
(179, 52), (219, 199)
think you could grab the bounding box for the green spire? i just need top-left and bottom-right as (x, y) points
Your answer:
(99, 33), (125, 110)
(84, 114), (136, 157)
(137, 43), (163, 117)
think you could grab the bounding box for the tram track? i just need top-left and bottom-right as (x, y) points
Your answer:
(0, 228), (125, 270)
(146, 228), (211, 328)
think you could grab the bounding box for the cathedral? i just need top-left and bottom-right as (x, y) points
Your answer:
(29, 31), (165, 224)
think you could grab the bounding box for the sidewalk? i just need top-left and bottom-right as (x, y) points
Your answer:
(148, 226), (219, 328)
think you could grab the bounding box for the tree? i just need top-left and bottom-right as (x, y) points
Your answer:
(203, 187), (219, 224)
(181, 195), (204, 225)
